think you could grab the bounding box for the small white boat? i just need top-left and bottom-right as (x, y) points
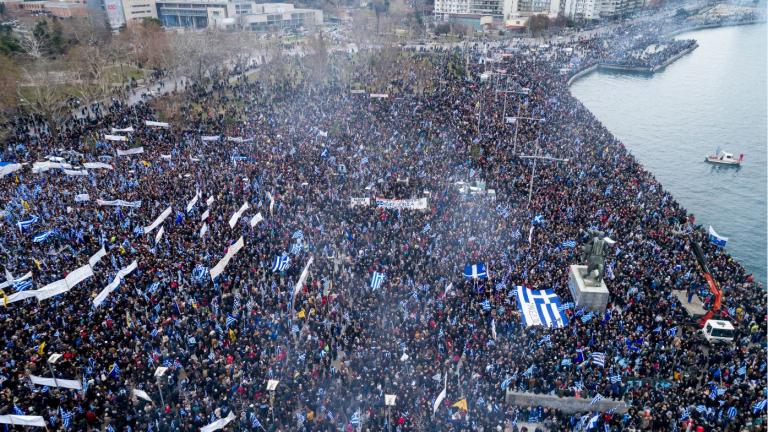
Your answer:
(705, 151), (743, 166)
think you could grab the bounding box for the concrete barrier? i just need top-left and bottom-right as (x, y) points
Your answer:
(505, 391), (629, 414)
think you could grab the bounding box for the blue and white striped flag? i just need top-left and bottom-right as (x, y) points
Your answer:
(422, 223), (431, 234)
(480, 299), (491, 311)
(192, 265), (207, 281)
(727, 406), (737, 418)
(590, 393), (604, 406)
(561, 240), (577, 248)
(17, 215), (39, 232)
(109, 362), (120, 377)
(753, 399), (767, 414)
(32, 230), (55, 243)
(13, 405), (24, 415)
(370, 272), (385, 290)
(292, 230), (304, 240)
(591, 352), (605, 367)
(12, 279), (33, 291)
(680, 407), (690, 420)
(609, 374), (621, 384)
(60, 408), (73, 429)
(290, 242), (303, 255)
(272, 254), (290, 272)
(500, 376), (513, 390)
(350, 410), (361, 426)
(695, 405), (706, 413)
(226, 314), (237, 328)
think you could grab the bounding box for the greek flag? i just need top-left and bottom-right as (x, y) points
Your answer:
(107, 425), (115, 432)
(109, 362), (121, 377)
(32, 230), (55, 243)
(737, 365), (746, 375)
(290, 242), (303, 255)
(226, 314), (237, 328)
(60, 408), (73, 429)
(532, 215), (545, 226)
(13, 279), (33, 291)
(666, 327), (678, 337)
(17, 215), (39, 232)
(590, 393), (604, 405)
(480, 299), (491, 311)
(539, 335), (551, 344)
(500, 376), (513, 390)
(370, 272), (385, 290)
(727, 407), (737, 418)
(708, 226), (728, 247)
(511, 228), (522, 240)
(463, 263), (488, 279)
(292, 230), (304, 240)
(147, 282), (160, 294)
(422, 223), (431, 234)
(680, 408), (690, 420)
(514, 286), (569, 328)
(192, 265), (207, 281)
(13, 405), (24, 415)
(591, 352), (605, 367)
(609, 374), (621, 383)
(250, 413), (263, 429)
(561, 358), (572, 366)
(350, 410), (361, 426)
(695, 405), (706, 413)
(753, 400), (767, 414)
(562, 240), (576, 248)
(496, 204), (510, 218)
(272, 254), (290, 272)
(581, 312), (594, 323)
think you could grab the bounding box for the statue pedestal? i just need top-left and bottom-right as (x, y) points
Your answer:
(568, 265), (609, 313)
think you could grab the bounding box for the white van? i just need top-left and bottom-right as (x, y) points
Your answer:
(701, 319), (735, 344)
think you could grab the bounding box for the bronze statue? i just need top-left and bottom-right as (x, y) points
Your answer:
(580, 230), (612, 284)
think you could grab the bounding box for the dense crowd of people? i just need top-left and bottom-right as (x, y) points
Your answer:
(0, 12), (765, 432)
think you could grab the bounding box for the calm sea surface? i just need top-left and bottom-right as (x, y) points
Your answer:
(570, 23), (767, 284)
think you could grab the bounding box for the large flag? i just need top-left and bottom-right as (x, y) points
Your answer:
(708, 226), (728, 247)
(432, 375), (447, 414)
(463, 263), (488, 279)
(514, 286), (569, 328)
(370, 272), (386, 290)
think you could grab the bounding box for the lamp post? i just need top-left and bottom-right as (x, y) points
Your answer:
(47, 353), (63, 389)
(519, 147), (569, 208)
(266, 379), (279, 423)
(154, 366), (169, 408)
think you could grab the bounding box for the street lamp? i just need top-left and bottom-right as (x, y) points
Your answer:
(519, 147), (569, 208)
(266, 379), (279, 423)
(47, 353), (62, 389)
(154, 366), (169, 408)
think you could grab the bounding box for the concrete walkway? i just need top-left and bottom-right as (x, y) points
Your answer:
(505, 391), (628, 414)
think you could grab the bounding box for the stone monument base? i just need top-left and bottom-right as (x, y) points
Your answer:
(568, 265), (609, 313)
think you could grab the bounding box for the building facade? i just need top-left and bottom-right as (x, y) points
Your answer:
(121, 0), (158, 22)
(434, 0), (560, 27)
(563, 0), (643, 19)
(154, 1), (321, 31)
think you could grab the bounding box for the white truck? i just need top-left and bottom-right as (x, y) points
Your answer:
(701, 319), (735, 344)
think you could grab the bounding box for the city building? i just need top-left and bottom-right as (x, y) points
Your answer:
(562, 0), (643, 19)
(434, 0), (560, 28)
(121, 0), (158, 22)
(239, 3), (323, 32)
(155, 1), (321, 31)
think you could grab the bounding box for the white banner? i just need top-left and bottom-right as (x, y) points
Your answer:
(133, 389), (153, 403)
(93, 261), (137, 308)
(111, 126), (134, 133)
(96, 199), (142, 208)
(75, 193), (90, 203)
(200, 411), (236, 432)
(32, 161), (72, 173)
(199, 223), (208, 238)
(160, 154), (172, 160)
(375, 197), (428, 210)
(228, 202), (250, 228)
(144, 120), (169, 128)
(104, 134), (128, 142)
(209, 237), (244, 280)
(201, 209), (210, 222)
(143, 206), (172, 234)
(201, 135), (220, 141)
(350, 197), (371, 208)
(292, 256), (314, 300)
(63, 169), (88, 176)
(0, 163), (24, 177)
(249, 213), (264, 228)
(65, 264), (95, 288)
(206, 196), (215, 207)
(83, 162), (113, 170)
(29, 375), (82, 390)
(155, 226), (164, 243)
(34, 279), (71, 301)
(186, 192), (200, 213)
(117, 147), (144, 156)
(88, 247), (107, 269)
(5, 290), (38, 304)
(0, 415), (46, 427)
(370, 93), (389, 98)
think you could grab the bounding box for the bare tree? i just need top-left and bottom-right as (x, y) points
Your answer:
(18, 61), (72, 136)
